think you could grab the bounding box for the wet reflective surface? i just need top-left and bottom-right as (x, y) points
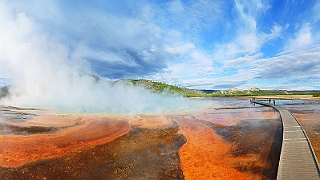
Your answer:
(0, 98), (282, 179)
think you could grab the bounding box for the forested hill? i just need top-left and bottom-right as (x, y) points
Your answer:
(127, 79), (205, 97)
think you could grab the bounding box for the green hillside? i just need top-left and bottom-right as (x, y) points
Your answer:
(128, 79), (205, 97)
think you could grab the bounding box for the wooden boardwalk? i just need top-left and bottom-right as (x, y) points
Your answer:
(253, 100), (320, 180)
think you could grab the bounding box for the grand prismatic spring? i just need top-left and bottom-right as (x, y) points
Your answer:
(0, 97), (286, 179)
(1, 1), (320, 179)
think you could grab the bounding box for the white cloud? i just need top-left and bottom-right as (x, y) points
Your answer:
(166, 43), (195, 54)
(177, 74), (250, 89)
(168, 0), (184, 14)
(148, 46), (216, 88)
(164, 0), (224, 40)
(167, 30), (182, 40)
(190, 50), (212, 66)
(262, 24), (283, 41)
(223, 53), (262, 69)
(236, 33), (260, 54)
(289, 86), (316, 91)
(198, 67), (215, 75)
(286, 23), (312, 50)
(213, 27), (279, 63)
(164, 51), (213, 79)
(254, 45), (320, 83)
(234, 0), (256, 30)
(313, 0), (320, 23)
(234, 0), (270, 30)
(213, 2), (282, 62)
(72, 43), (138, 67)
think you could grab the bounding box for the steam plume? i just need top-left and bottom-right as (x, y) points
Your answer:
(0, 2), (200, 114)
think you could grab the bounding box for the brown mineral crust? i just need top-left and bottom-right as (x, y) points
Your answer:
(0, 115), (130, 167)
(292, 112), (320, 162)
(173, 116), (250, 180)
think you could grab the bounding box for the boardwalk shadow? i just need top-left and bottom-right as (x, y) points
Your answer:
(262, 121), (282, 179)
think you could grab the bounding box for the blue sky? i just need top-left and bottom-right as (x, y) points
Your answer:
(0, 0), (320, 90)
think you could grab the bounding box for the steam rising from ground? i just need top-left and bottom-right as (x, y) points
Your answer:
(0, 2), (201, 114)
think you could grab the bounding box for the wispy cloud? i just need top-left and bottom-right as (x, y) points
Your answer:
(286, 23), (313, 50)
(313, 0), (320, 23)
(256, 49), (320, 79)
(254, 20), (320, 85)
(165, 0), (224, 39)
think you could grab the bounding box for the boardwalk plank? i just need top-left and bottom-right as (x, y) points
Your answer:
(253, 100), (320, 180)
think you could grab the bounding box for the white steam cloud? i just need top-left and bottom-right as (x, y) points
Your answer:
(0, 2), (201, 114)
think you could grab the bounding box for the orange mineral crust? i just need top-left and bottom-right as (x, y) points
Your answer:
(174, 116), (250, 180)
(0, 115), (129, 167)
